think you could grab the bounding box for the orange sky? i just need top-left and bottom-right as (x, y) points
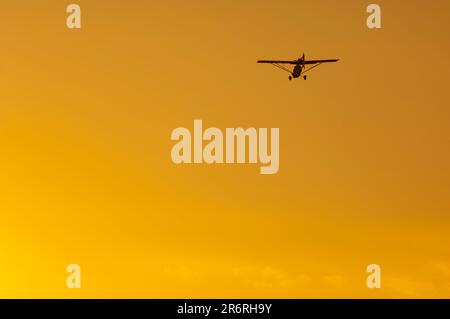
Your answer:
(0, 0), (450, 298)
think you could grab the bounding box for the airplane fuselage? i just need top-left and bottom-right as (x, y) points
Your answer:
(292, 64), (302, 78)
(291, 57), (305, 79)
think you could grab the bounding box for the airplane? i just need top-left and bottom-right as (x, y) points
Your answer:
(257, 53), (339, 80)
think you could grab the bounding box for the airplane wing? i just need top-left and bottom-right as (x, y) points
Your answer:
(304, 59), (339, 64)
(257, 60), (298, 64)
(257, 59), (339, 64)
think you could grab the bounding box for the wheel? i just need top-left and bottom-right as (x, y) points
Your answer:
(303, 75), (307, 80)
(289, 76), (292, 81)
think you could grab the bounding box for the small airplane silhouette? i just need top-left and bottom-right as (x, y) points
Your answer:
(257, 53), (339, 80)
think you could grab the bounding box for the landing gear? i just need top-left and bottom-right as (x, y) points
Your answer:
(303, 75), (307, 80)
(289, 76), (292, 81)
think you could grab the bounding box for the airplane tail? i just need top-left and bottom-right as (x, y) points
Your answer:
(300, 53), (305, 68)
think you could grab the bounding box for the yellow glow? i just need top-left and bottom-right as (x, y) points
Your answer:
(1, 0), (450, 298)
